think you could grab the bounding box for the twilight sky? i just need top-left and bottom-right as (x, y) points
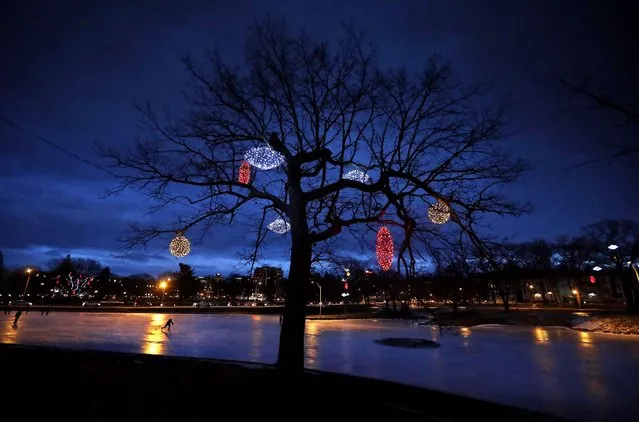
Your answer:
(1, 0), (637, 276)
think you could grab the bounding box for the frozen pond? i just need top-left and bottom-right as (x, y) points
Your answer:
(2, 312), (639, 421)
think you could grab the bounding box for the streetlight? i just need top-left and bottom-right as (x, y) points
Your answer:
(593, 266), (602, 272)
(159, 280), (168, 306)
(608, 244), (618, 250)
(22, 268), (33, 300)
(311, 280), (322, 316)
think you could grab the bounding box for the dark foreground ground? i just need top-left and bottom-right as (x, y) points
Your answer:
(1, 345), (568, 421)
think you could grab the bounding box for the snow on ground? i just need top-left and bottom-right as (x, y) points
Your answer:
(572, 315), (639, 335)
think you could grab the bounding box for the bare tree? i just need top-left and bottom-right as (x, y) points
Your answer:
(581, 219), (639, 312)
(474, 242), (524, 312)
(0, 250), (5, 283)
(101, 20), (528, 372)
(429, 239), (474, 312)
(560, 77), (639, 167)
(519, 240), (554, 303)
(553, 235), (596, 305)
(72, 258), (104, 276)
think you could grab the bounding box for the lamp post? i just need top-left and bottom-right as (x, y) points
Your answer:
(364, 269), (373, 305)
(572, 289), (581, 308)
(22, 268), (33, 300)
(311, 280), (322, 316)
(159, 280), (168, 306)
(631, 262), (639, 283)
(606, 243), (627, 299)
(343, 268), (350, 314)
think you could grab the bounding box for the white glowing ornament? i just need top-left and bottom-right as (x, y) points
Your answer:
(169, 233), (191, 257)
(245, 146), (285, 170)
(343, 168), (371, 183)
(428, 200), (450, 225)
(267, 218), (291, 234)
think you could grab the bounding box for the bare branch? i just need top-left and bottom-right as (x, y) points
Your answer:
(102, 18), (528, 284)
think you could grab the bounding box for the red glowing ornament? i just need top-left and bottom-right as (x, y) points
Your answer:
(344, 282), (349, 290)
(376, 226), (394, 271)
(238, 161), (251, 184)
(590, 275), (596, 284)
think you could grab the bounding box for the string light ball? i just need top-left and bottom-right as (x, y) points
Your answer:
(428, 200), (450, 224)
(245, 146), (285, 170)
(267, 218), (291, 234)
(376, 226), (394, 271)
(238, 161), (251, 184)
(343, 168), (371, 183)
(169, 233), (191, 257)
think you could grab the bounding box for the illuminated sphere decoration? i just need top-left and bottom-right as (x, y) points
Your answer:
(169, 233), (191, 257)
(376, 226), (394, 271)
(244, 146), (285, 170)
(343, 168), (371, 183)
(428, 200), (451, 224)
(238, 161), (251, 184)
(267, 218), (291, 234)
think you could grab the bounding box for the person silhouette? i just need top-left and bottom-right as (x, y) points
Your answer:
(13, 310), (22, 326)
(162, 318), (174, 331)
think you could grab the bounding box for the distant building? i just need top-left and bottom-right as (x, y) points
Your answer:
(197, 276), (216, 299)
(252, 266), (283, 301)
(234, 275), (253, 298)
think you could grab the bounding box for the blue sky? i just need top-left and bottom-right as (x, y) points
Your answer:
(1, 0), (637, 276)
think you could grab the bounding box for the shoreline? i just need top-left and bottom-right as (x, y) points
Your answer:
(0, 303), (371, 316)
(424, 309), (639, 336)
(4, 304), (638, 335)
(442, 322), (639, 337)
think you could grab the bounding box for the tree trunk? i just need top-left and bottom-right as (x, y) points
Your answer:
(619, 272), (637, 313)
(500, 292), (510, 312)
(276, 172), (312, 374)
(277, 237), (312, 373)
(498, 282), (510, 312)
(541, 278), (549, 305)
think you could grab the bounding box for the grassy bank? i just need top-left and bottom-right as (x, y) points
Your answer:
(0, 344), (566, 421)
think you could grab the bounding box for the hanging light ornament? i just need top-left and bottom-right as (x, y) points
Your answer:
(267, 218), (291, 234)
(169, 232), (191, 257)
(238, 161), (251, 184)
(343, 168), (371, 183)
(376, 226), (394, 271)
(244, 146), (285, 170)
(428, 200), (451, 224)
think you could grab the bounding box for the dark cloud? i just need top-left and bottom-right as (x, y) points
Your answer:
(0, 171), (292, 273)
